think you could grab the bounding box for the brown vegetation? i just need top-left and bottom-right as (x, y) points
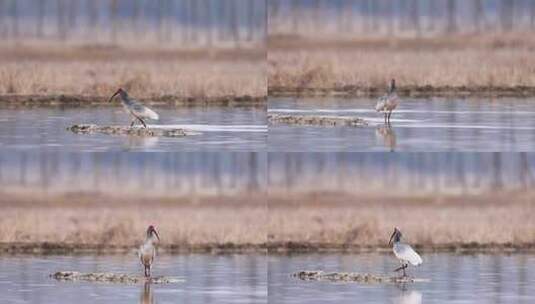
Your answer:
(0, 44), (266, 100)
(0, 192), (266, 254)
(268, 192), (535, 252)
(3, 186), (534, 253)
(268, 34), (535, 97)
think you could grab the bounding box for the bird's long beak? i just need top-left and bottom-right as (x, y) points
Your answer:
(153, 229), (160, 241)
(108, 89), (120, 103)
(388, 230), (396, 245)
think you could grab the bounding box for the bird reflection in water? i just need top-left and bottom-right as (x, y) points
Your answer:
(124, 136), (159, 150)
(392, 285), (422, 304)
(376, 124), (397, 151)
(140, 282), (155, 304)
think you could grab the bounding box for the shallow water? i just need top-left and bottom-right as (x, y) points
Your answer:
(0, 105), (266, 152)
(0, 152), (266, 196)
(268, 253), (535, 304)
(269, 97), (535, 151)
(0, 254), (266, 304)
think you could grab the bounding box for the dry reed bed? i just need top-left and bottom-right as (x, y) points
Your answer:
(0, 44), (266, 99)
(268, 193), (535, 250)
(268, 33), (535, 95)
(0, 206), (266, 246)
(0, 193), (266, 251)
(0, 60), (266, 98)
(269, 48), (535, 94)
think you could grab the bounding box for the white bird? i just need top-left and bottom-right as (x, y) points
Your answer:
(108, 88), (159, 128)
(388, 227), (422, 277)
(138, 225), (160, 278)
(376, 79), (399, 124)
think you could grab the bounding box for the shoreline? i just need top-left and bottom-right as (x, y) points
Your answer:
(2, 242), (534, 255)
(0, 242), (267, 255)
(268, 86), (535, 99)
(0, 94), (266, 107)
(268, 242), (535, 254)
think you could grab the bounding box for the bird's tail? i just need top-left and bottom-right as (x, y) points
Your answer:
(146, 108), (159, 120)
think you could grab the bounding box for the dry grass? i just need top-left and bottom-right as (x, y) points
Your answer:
(268, 34), (535, 93)
(0, 44), (266, 99)
(269, 49), (535, 91)
(268, 193), (535, 248)
(0, 193), (266, 248)
(3, 191), (534, 251)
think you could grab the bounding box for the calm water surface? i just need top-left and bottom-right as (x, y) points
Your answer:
(0, 254), (266, 304)
(269, 253), (535, 304)
(269, 97), (535, 151)
(0, 105), (266, 152)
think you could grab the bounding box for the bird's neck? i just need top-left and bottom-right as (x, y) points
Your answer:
(119, 91), (130, 103)
(145, 234), (158, 244)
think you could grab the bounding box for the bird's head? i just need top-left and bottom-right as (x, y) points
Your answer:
(388, 227), (402, 245)
(146, 225), (160, 242)
(389, 79), (396, 92)
(108, 88), (125, 102)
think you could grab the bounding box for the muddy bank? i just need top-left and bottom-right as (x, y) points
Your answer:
(0, 94), (266, 107)
(0, 242), (267, 255)
(268, 113), (368, 127)
(268, 242), (535, 254)
(2, 242), (533, 255)
(51, 271), (181, 284)
(68, 124), (194, 137)
(269, 86), (535, 98)
(292, 271), (427, 284)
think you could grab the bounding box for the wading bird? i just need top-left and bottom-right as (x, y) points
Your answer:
(375, 79), (399, 124)
(108, 88), (159, 128)
(388, 227), (422, 277)
(139, 225), (160, 278)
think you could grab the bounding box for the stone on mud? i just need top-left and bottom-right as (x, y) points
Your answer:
(292, 271), (427, 283)
(268, 114), (368, 127)
(68, 124), (191, 137)
(51, 271), (181, 284)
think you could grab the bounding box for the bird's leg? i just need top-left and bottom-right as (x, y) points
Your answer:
(130, 117), (136, 127)
(148, 264), (151, 278)
(388, 110), (392, 122)
(394, 263), (408, 278)
(384, 112), (387, 124)
(137, 117), (147, 128)
(394, 264), (405, 272)
(131, 113), (147, 128)
(144, 265), (148, 277)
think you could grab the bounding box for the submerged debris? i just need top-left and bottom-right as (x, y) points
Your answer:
(268, 114), (368, 127)
(68, 124), (192, 137)
(292, 271), (427, 284)
(51, 271), (182, 284)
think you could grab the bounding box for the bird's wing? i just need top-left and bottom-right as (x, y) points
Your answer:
(130, 100), (160, 120)
(376, 97), (386, 112)
(138, 246), (144, 263)
(395, 243), (423, 266)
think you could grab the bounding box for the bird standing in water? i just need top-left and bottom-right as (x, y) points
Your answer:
(375, 79), (400, 124)
(139, 225), (160, 278)
(388, 227), (422, 277)
(108, 88), (159, 128)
